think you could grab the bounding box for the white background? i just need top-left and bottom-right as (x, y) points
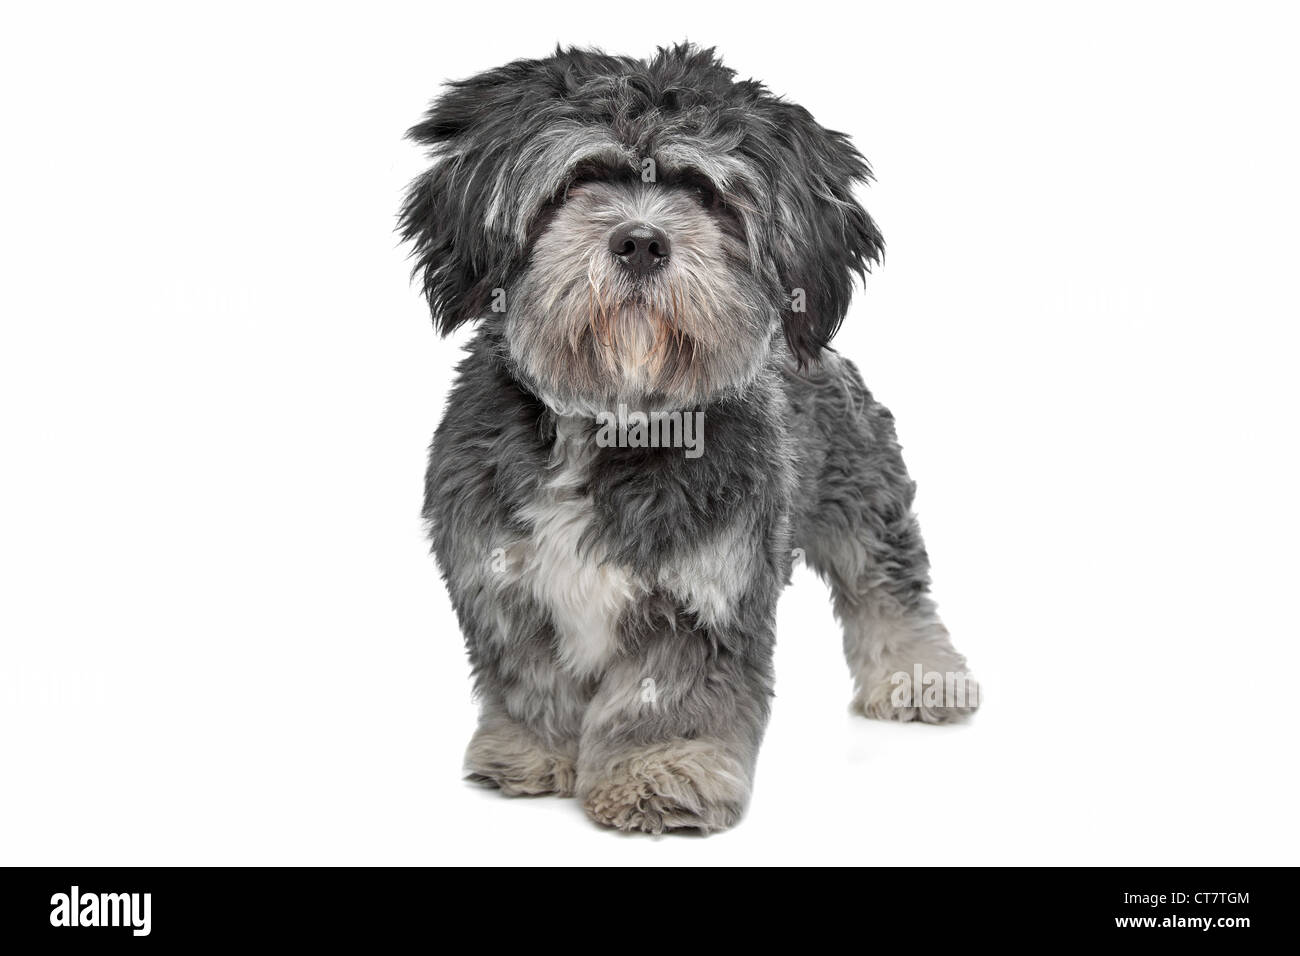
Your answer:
(2, 0), (1298, 866)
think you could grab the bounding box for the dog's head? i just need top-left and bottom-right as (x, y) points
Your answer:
(401, 44), (882, 411)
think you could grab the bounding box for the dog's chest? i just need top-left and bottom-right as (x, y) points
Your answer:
(512, 420), (636, 677)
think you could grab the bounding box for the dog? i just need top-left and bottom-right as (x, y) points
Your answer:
(400, 44), (978, 834)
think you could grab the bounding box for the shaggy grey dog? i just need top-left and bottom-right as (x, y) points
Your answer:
(401, 44), (978, 834)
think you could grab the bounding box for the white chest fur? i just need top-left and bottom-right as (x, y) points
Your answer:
(512, 418), (637, 677)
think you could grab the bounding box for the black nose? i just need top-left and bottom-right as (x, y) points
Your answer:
(608, 221), (671, 275)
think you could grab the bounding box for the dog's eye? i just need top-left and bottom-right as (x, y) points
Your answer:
(561, 165), (609, 203)
(689, 181), (720, 210)
(561, 178), (588, 204)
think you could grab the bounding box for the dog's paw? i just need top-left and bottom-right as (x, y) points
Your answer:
(580, 740), (750, 835)
(464, 721), (576, 797)
(853, 660), (981, 725)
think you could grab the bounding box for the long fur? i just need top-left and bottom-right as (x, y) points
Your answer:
(401, 44), (977, 834)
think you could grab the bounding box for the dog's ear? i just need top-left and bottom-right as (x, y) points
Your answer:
(400, 66), (542, 335)
(764, 103), (884, 366)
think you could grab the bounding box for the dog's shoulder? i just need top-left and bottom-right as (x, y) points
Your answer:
(425, 329), (553, 524)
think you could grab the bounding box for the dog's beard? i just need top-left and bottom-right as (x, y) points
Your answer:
(581, 281), (699, 396)
(507, 264), (774, 415)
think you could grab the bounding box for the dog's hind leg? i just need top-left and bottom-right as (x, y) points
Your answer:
(791, 358), (979, 723)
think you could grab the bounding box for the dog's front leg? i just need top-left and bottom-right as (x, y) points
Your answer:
(576, 590), (776, 835)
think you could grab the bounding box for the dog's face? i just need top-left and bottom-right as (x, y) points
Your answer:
(401, 45), (883, 410)
(506, 173), (770, 411)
